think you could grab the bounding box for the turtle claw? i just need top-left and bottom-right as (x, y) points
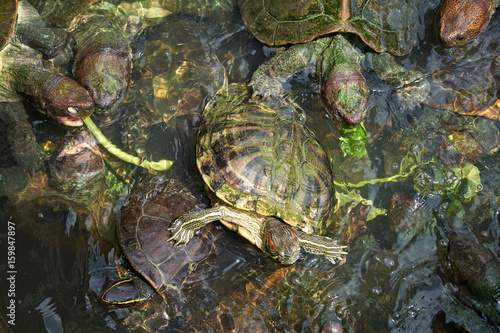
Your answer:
(324, 245), (348, 265)
(168, 221), (195, 246)
(295, 230), (348, 265)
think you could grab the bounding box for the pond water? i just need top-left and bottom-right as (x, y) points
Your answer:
(1, 1), (499, 332)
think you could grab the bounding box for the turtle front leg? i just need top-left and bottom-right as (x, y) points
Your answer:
(169, 205), (264, 246)
(0, 102), (46, 174)
(370, 52), (422, 88)
(250, 42), (315, 99)
(369, 53), (429, 111)
(168, 206), (227, 245)
(295, 230), (348, 265)
(16, 0), (67, 57)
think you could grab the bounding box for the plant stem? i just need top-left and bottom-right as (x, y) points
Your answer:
(83, 117), (173, 171)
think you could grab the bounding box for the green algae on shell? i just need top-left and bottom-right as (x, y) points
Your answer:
(169, 83), (347, 265)
(239, 0), (420, 55)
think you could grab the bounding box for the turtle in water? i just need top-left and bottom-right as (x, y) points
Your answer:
(169, 83), (347, 265)
(0, 0), (235, 175)
(0, 0), (95, 174)
(0, 126), (99, 198)
(1, 125), (121, 229)
(237, 0), (431, 126)
(1, 127), (106, 200)
(48, 127), (106, 199)
(100, 175), (222, 318)
(437, 236), (500, 325)
(369, 49), (500, 122)
(437, 0), (499, 48)
(29, 0), (234, 115)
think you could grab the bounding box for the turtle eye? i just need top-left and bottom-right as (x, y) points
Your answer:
(287, 226), (297, 244)
(267, 233), (277, 252)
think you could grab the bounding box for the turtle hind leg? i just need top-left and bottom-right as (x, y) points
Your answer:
(168, 206), (226, 245)
(295, 230), (348, 265)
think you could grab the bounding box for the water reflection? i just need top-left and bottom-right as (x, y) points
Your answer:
(0, 1), (499, 332)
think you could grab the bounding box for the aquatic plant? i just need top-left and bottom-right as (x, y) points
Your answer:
(83, 117), (173, 171)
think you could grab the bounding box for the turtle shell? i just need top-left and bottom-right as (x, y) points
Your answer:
(0, 0), (16, 51)
(117, 176), (222, 313)
(238, 0), (420, 56)
(197, 83), (335, 234)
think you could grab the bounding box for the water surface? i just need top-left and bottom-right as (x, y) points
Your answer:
(1, 1), (499, 332)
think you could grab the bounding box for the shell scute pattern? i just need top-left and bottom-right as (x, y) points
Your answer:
(240, 0), (420, 55)
(197, 90), (335, 234)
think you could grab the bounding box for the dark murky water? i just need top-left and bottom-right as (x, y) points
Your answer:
(1, 1), (499, 332)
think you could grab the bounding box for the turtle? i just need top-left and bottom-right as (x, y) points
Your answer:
(168, 83), (347, 265)
(100, 175), (222, 319)
(48, 126), (106, 199)
(2, 125), (127, 254)
(367, 44), (500, 122)
(437, 0), (499, 48)
(0, 126), (106, 200)
(236, 0), (430, 126)
(0, 0), (95, 174)
(0, 0), (236, 175)
(0, 125), (124, 237)
(437, 236), (500, 325)
(35, 0), (234, 115)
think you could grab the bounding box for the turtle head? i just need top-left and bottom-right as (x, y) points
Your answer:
(436, 0), (493, 48)
(73, 47), (131, 114)
(321, 69), (369, 127)
(41, 76), (94, 127)
(100, 276), (154, 308)
(263, 218), (301, 265)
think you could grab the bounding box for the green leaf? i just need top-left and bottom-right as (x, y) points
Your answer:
(339, 123), (368, 157)
(459, 163), (482, 199)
